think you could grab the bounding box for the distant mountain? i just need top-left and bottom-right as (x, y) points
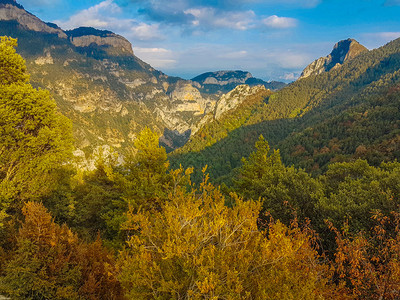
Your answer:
(171, 37), (400, 182)
(0, 1), (289, 160)
(299, 38), (368, 79)
(191, 70), (286, 95)
(0, 1), (254, 160)
(66, 27), (134, 56)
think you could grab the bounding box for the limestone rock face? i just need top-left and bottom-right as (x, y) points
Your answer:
(171, 82), (204, 105)
(0, 0), (276, 156)
(214, 84), (267, 120)
(0, 2), (67, 38)
(155, 81), (216, 134)
(300, 38), (368, 79)
(69, 34), (134, 56)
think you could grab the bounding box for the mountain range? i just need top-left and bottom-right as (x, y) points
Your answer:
(2, 0), (399, 183)
(0, 0), (286, 162)
(171, 34), (400, 182)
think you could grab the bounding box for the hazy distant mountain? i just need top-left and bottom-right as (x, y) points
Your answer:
(299, 38), (368, 79)
(191, 70), (286, 95)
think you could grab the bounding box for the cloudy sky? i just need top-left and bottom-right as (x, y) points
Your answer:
(17, 0), (400, 82)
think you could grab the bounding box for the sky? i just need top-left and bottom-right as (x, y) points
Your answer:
(16, 0), (400, 82)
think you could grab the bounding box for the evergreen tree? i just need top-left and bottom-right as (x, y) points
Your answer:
(0, 36), (73, 227)
(235, 135), (322, 224)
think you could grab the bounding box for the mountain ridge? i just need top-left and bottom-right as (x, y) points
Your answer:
(191, 70), (286, 95)
(171, 37), (400, 182)
(299, 38), (368, 79)
(0, 0), (287, 162)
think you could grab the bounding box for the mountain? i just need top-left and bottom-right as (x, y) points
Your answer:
(0, 0), (288, 160)
(191, 70), (286, 95)
(0, 0), (233, 160)
(66, 27), (134, 56)
(299, 38), (368, 79)
(171, 37), (400, 182)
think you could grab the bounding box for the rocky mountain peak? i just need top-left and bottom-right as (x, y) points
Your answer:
(299, 38), (368, 79)
(0, 0), (67, 38)
(191, 70), (286, 94)
(0, 0), (21, 8)
(66, 27), (134, 56)
(214, 84), (267, 119)
(192, 70), (253, 86)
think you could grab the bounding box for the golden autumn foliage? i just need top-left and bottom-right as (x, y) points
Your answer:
(331, 212), (400, 299)
(0, 202), (123, 300)
(118, 171), (334, 299)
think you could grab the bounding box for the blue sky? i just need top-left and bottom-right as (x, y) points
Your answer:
(17, 0), (400, 82)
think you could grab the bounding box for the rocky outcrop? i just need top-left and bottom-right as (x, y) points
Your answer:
(155, 81), (216, 133)
(192, 70), (253, 86)
(67, 27), (133, 55)
(300, 38), (368, 79)
(214, 84), (267, 119)
(192, 70), (286, 93)
(0, 2), (67, 38)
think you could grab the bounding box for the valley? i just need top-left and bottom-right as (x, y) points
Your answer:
(1, 0), (400, 299)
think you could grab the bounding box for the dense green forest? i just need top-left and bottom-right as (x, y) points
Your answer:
(3, 36), (400, 299)
(170, 38), (400, 183)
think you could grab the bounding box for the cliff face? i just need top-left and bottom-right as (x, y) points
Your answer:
(214, 85), (267, 120)
(299, 39), (368, 79)
(0, 2), (66, 38)
(0, 1), (222, 156)
(67, 27), (134, 56)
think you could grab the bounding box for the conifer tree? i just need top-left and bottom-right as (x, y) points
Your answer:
(0, 36), (73, 227)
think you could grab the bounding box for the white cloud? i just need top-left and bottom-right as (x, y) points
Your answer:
(367, 32), (400, 40)
(262, 15), (298, 29)
(264, 0), (321, 8)
(129, 23), (162, 41)
(219, 50), (248, 59)
(281, 72), (299, 81)
(264, 50), (311, 69)
(133, 47), (177, 68)
(359, 32), (400, 49)
(54, 0), (163, 41)
(184, 8), (255, 30)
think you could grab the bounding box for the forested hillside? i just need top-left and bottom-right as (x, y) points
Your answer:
(171, 37), (400, 182)
(2, 35), (400, 299)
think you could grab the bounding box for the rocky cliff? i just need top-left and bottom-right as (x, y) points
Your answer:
(0, 0), (66, 38)
(67, 27), (134, 56)
(192, 70), (285, 94)
(0, 0), (222, 158)
(214, 84), (267, 120)
(299, 38), (368, 79)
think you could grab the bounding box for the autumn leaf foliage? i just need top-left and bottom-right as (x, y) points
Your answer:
(331, 211), (400, 299)
(0, 201), (123, 300)
(118, 170), (333, 299)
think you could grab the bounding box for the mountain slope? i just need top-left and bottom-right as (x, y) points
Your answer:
(0, 0), (220, 158)
(299, 38), (368, 79)
(170, 38), (400, 182)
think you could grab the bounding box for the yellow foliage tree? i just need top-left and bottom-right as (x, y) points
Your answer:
(118, 173), (334, 299)
(0, 202), (123, 300)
